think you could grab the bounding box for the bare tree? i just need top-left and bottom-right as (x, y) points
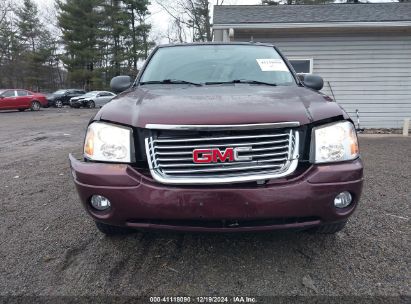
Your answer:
(0, 0), (13, 27)
(166, 18), (187, 43)
(156, 0), (226, 42)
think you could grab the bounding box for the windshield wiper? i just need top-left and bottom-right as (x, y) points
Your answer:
(139, 79), (202, 86)
(205, 80), (277, 86)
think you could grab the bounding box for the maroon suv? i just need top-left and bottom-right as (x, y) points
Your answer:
(69, 43), (363, 235)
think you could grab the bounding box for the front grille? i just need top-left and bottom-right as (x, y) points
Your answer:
(145, 124), (300, 185)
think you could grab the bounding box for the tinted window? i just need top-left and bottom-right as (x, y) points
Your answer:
(53, 90), (66, 95)
(140, 45), (295, 86)
(3, 90), (15, 97)
(17, 90), (28, 96)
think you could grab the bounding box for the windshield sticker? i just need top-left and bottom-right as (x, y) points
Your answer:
(256, 59), (288, 72)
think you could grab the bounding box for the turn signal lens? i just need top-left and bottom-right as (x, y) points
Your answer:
(84, 129), (94, 156)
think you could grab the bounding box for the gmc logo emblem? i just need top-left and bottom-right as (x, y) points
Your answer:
(193, 147), (252, 163)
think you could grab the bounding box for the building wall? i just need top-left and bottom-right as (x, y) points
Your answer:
(227, 30), (411, 128)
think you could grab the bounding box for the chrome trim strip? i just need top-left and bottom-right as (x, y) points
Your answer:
(145, 131), (300, 185)
(157, 151), (288, 162)
(160, 158), (287, 168)
(154, 139), (288, 149)
(162, 164), (285, 174)
(145, 122), (300, 131)
(154, 133), (288, 143)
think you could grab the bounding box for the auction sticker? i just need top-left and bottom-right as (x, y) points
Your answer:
(256, 59), (288, 72)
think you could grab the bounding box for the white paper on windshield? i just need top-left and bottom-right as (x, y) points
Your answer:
(256, 59), (288, 72)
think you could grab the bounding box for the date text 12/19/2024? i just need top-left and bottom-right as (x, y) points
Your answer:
(149, 296), (257, 303)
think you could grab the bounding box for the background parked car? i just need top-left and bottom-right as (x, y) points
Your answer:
(0, 89), (47, 111)
(70, 91), (116, 108)
(47, 89), (86, 108)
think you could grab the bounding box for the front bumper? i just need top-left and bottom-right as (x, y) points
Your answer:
(69, 154), (363, 232)
(70, 99), (86, 107)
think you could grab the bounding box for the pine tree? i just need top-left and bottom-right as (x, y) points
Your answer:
(123, 0), (152, 69)
(57, 0), (105, 89)
(58, 0), (152, 89)
(16, 0), (41, 52)
(15, 0), (54, 90)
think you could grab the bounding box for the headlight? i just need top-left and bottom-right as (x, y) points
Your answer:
(84, 122), (134, 163)
(311, 121), (359, 164)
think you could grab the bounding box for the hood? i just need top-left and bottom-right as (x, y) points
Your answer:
(47, 93), (63, 99)
(95, 85), (347, 128)
(71, 96), (85, 101)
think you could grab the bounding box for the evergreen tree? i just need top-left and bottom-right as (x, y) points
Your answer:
(57, 0), (105, 89)
(103, 0), (129, 76)
(123, 0), (152, 68)
(16, 0), (41, 52)
(15, 0), (54, 90)
(58, 0), (153, 89)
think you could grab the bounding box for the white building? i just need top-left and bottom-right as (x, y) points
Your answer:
(213, 3), (411, 128)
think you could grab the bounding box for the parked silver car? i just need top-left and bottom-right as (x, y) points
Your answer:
(69, 91), (116, 108)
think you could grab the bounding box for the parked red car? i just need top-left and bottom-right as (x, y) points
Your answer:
(0, 89), (48, 111)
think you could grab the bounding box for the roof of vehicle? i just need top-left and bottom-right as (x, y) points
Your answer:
(157, 41), (276, 48)
(62, 89), (85, 91)
(83, 90), (115, 94)
(0, 88), (29, 90)
(213, 3), (411, 25)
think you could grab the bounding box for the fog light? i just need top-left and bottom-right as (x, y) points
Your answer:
(90, 195), (111, 211)
(334, 191), (352, 208)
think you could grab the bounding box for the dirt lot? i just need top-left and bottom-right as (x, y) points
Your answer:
(0, 108), (409, 301)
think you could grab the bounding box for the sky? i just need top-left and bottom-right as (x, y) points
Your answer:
(32, 0), (396, 43)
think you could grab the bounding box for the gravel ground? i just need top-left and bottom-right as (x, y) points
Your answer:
(0, 108), (409, 301)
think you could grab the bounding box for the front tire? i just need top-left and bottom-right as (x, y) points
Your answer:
(55, 100), (63, 108)
(88, 100), (95, 109)
(30, 101), (41, 111)
(18, 109), (26, 112)
(95, 221), (132, 235)
(308, 221), (347, 234)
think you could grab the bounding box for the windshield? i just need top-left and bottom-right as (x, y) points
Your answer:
(53, 90), (66, 95)
(140, 45), (296, 86)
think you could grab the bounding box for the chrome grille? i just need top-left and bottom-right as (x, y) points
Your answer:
(145, 124), (299, 185)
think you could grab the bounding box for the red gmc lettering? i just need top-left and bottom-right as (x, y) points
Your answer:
(193, 148), (234, 163)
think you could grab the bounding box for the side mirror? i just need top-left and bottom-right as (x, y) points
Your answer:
(110, 76), (132, 93)
(0, 95), (4, 99)
(298, 74), (324, 91)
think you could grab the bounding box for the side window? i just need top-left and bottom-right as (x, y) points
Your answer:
(289, 58), (313, 74)
(17, 90), (28, 96)
(101, 92), (112, 97)
(3, 90), (16, 97)
(77, 90), (86, 95)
